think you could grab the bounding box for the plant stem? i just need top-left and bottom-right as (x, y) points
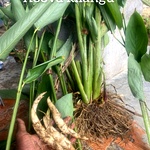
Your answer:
(93, 6), (102, 100)
(55, 66), (68, 95)
(83, 34), (88, 94)
(50, 17), (62, 58)
(71, 60), (89, 103)
(28, 30), (46, 131)
(75, 3), (88, 97)
(87, 38), (93, 100)
(6, 29), (38, 150)
(66, 69), (75, 91)
(139, 100), (150, 144)
(49, 17), (62, 102)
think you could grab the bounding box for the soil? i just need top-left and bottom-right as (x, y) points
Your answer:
(83, 120), (150, 150)
(0, 99), (28, 141)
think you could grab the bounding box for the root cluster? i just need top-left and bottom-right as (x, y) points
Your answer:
(75, 99), (132, 142)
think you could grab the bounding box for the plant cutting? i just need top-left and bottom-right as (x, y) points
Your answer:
(59, 3), (131, 148)
(0, 0), (150, 149)
(65, 2), (150, 149)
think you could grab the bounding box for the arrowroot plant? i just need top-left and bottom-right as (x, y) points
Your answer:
(0, 0), (150, 149)
(65, 0), (150, 145)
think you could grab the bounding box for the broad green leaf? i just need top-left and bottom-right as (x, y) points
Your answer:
(36, 75), (52, 120)
(34, 0), (70, 30)
(98, 5), (116, 32)
(0, 1), (52, 60)
(23, 56), (63, 84)
(23, 28), (36, 52)
(0, 89), (29, 100)
(105, 0), (123, 29)
(125, 11), (148, 62)
(85, 3), (98, 42)
(0, 9), (5, 18)
(56, 36), (72, 64)
(128, 53), (144, 100)
(117, 0), (126, 7)
(0, 4), (15, 21)
(49, 38), (64, 52)
(55, 93), (73, 118)
(98, 0), (123, 31)
(11, 0), (26, 21)
(40, 31), (53, 54)
(140, 54), (150, 82)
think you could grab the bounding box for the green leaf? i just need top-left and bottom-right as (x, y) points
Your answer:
(0, 1), (52, 60)
(140, 54), (150, 82)
(34, 0), (70, 30)
(0, 89), (29, 100)
(0, 9), (5, 18)
(125, 11), (148, 62)
(98, 5), (116, 32)
(23, 28), (36, 52)
(49, 38), (64, 52)
(98, 0), (123, 31)
(117, 0), (126, 7)
(36, 75), (51, 120)
(11, 0), (26, 21)
(128, 53), (145, 100)
(0, 4), (15, 21)
(55, 93), (73, 118)
(23, 57), (63, 84)
(85, 3), (98, 41)
(105, 0), (123, 29)
(40, 31), (53, 53)
(56, 36), (72, 64)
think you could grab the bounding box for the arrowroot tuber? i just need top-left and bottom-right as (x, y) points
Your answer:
(31, 92), (74, 150)
(31, 93), (61, 149)
(43, 108), (75, 150)
(47, 97), (88, 140)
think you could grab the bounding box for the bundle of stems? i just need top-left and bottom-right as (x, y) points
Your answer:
(67, 3), (108, 104)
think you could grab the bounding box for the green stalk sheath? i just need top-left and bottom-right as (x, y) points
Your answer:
(75, 3), (88, 97)
(55, 66), (68, 95)
(29, 81), (35, 130)
(93, 7), (102, 100)
(28, 33), (38, 130)
(6, 29), (37, 150)
(49, 17), (62, 102)
(28, 30), (45, 131)
(66, 69), (75, 91)
(50, 17), (62, 59)
(140, 100), (150, 144)
(87, 38), (93, 100)
(83, 34), (88, 94)
(71, 60), (89, 103)
(34, 30), (46, 65)
(49, 75), (57, 103)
